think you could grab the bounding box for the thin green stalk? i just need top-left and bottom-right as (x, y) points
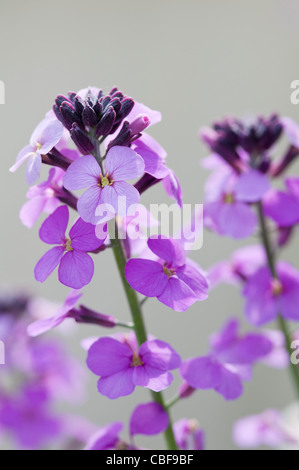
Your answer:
(257, 201), (299, 398)
(110, 221), (178, 450)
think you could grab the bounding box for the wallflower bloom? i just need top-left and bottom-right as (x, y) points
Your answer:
(173, 418), (204, 450)
(86, 331), (181, 399)
(34, 206), (106, 288)
(233, 409), (297, 449)
(10, 119), (63, 185)
(180, 319), (273, 400)
(243, 262), (299, 326)
(125, 236), (208, 312)
(263, 178), (299, 228)
(63, 146), (145, 224)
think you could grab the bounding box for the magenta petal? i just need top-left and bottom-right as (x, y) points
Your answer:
(58, 251), (94, 288)
(139, 340), (181, 371)
(85, 422), (123, 450)
(27, 311), (68, 337)
(157, 277), (198, 312)
(130, 402), (169, 436)
(9, 145), (34, 173)
(105, 146), (145, 180)
(34, 246), (65, 282)
(69, 217), (107, 251)
(125, 259), (168, 297)
(134, 144), (169, 178)
(39, 206), (69, 244)
(63, 155), (101, 190)
(180, 356), (222, 389)
(141, 370), (174, 391)
(176, 260), (209, 301)
(97, 369), (135, 399)
(215, 365), (243, 400)
(147, 236), (186, 267)
(235, 170), (270, 202)
(77, 186), (102, 225)
(87, 337), (132, 376)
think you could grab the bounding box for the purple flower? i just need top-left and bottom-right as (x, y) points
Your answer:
(173, 418), (204, 450)
(180, 318), (273, 400)
(63, 146), (145, 224)
(20, 168), (65, 228)
(10, 119), (63, 185)
(84, 422), (123, 450)
(125, 236), (208, 312)
(204, 168), (269, 239)
(34, 206), (107, 288)
(86, 331), (181, 399)
(243, 262), (299, 326)
(130, 402), (169, 436)
(0, 385), (60, 449)
(233, 409), (296, 448)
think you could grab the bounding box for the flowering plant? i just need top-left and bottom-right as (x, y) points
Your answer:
(7, 87), (299, 450)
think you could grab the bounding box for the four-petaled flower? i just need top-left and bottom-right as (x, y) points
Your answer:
(125, 236), (208, 312)
(34, 206), (107, 288)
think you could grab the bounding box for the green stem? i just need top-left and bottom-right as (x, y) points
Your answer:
(257, 201), (299, 398)
(110, 221), (178, 450)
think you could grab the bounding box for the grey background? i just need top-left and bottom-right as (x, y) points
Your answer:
(1, 0), (299, 450)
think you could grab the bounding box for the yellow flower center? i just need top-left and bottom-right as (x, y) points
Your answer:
(98, 173), (113, 188)
(163, 264), (176, 278)
(272, 278), (283, 297)
(65, 238), (73, 252)
(223, 193), (235, 204)
(36, 142), (42, 151)
(131, 352), (144, 367)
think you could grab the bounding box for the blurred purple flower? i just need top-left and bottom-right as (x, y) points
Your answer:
(233, 409), (297, 449)
(180, 318), (273, 400)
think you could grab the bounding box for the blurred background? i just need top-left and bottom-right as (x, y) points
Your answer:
(1, 0), (299, 449)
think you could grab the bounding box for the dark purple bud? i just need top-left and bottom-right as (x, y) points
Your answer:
(70, 123), (94, 154)
(55, 95), (70, 108)
(111, 91), (124, 100)
(93, 99), (102, 117)
(43, 148), (73, 171)
(71, 306), (117, 328)
(95, 107), (116, 137)
(60, 102), (83, 131)
(134, 173), (161, 195)
(109, 86), (119, 95)
(82, 105), (98, 128)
